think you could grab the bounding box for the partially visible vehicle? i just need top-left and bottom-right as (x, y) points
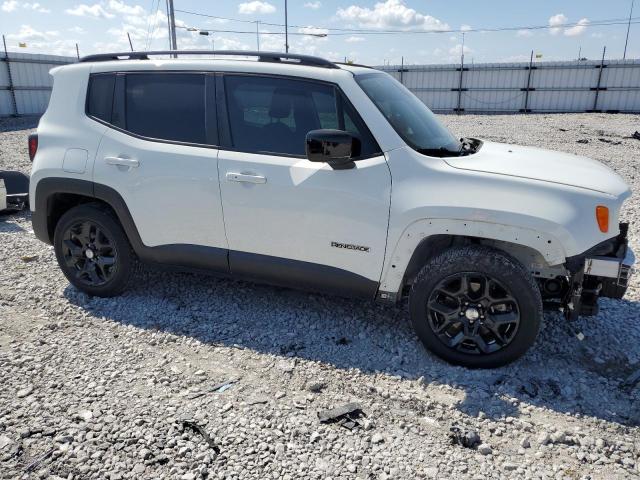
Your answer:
(0, 170), (29, 213)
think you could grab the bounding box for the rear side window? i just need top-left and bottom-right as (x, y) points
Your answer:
(87, 73), (115, 123)
(125, 73), (206, 144)
(224, 75), (380, 158)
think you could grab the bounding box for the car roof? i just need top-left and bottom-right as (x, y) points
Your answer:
(63, 50), (381, 80)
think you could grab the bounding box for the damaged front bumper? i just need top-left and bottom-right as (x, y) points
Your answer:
(564, 223), (635, 320)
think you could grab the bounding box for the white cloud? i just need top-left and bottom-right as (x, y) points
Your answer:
(23, 2), (49, 12)
(336, 0), (449, 31)
(7, 24), (59, 42)
(1, 0), (17, 12)
(304, 1), (321, 9)
(516, 29), (533, 37)
(2, 1), (49, 12)
(346, 35), (365, 42)
(460, 24), (472, 32)
(238, 1), (276, 15)
(107, 0), (144, 16)
(548, 13), (589, 37)
(298, 26), (329, 36)
(549, 13), (568, 35)
(449, 43), (471, 57)
(68, 26), (86, 34)
(565, 18), (589, 37)
(66, 3), (115, 18)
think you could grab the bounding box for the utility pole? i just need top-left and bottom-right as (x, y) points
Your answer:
(256, 21), (260, 51)
(166, 0), (177, 56)
(623, 0), (634, 59)
(284, 0), (289, 52)
(75, 43), (80, 60)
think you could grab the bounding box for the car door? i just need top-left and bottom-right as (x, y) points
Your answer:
(217, 74), (391, 298)
(92, 71), (228, 271)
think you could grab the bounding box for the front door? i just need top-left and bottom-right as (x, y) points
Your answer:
(217, 74), (391, 298)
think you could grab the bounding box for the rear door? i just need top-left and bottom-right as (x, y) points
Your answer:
(217, 74), (391, 298)
(92, 71), (228, 271)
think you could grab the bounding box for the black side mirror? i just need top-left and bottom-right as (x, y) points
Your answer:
(305, 129), (361, 170)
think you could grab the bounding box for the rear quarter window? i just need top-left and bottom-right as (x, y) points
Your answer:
(86, 73), (116, 123)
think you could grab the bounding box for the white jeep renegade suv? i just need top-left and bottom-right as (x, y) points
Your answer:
(29, 51), (634, 368)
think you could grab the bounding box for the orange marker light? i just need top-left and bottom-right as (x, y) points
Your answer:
(596, 205), (609, 233)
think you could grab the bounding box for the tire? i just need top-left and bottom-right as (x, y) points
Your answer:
(53, 203), (135, 297)
(409, 245), (542, 368)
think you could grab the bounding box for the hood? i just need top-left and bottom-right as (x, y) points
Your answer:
(444, 141), (630, 197)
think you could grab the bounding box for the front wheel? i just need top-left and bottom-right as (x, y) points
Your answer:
(409, 246), (543, 368)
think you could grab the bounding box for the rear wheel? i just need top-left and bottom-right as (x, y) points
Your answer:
(409, 246), (542, 368)
(54, 203), (134, 297)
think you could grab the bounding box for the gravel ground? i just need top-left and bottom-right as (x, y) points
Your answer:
(1, 113), (640, 480)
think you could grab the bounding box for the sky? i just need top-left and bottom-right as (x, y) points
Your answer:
(0, 0), (638, 64)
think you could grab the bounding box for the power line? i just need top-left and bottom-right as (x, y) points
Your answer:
(175, 25), (327, 37)
(174, 8), (640, 36)
(177, 19), (640, 38)
(146, 0), (161, 50)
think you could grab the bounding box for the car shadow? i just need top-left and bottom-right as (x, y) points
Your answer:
(63, 267), (640, 427)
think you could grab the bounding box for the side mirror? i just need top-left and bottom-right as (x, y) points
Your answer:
(305, 129), (361, 169)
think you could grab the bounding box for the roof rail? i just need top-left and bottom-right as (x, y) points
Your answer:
(79, 50), (339, 69)
(334, 62), (374, 69)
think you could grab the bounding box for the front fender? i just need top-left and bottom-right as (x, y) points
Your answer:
(379, 218), (567, 296)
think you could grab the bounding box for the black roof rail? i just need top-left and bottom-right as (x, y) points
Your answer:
(334, 62), (374, 70)
(79, 50), (339, 69)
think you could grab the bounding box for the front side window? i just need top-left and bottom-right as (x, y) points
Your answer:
(356, 72), (461, 156)
(125, 73), (206, 144)
(224, 75), (380, 157)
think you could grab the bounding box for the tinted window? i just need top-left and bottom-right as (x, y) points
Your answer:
(125, 73), (206, 144)
(87, 74), (115, 122)
(224, 75), (380, 157)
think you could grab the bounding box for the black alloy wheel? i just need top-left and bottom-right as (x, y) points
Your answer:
(426, 272), (520, 355)
(409, 245), (542, 368)
(61, 220), (118, 287)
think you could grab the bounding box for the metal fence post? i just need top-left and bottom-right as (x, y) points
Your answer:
(521, 50), (535, 113)
(398, 56), (408, 85)
(589, 46), (607, 113)
(451, 47), (469, 115)
(2, 34), (19, 117)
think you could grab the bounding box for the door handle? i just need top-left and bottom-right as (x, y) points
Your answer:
(105, 156), (139, 168)
(226, 172), (266, 184)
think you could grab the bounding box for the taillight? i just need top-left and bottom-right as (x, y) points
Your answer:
(596, 205), (609, 233)
(28, 134), (38, 162)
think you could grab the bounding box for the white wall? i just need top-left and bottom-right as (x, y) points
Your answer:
(377, 59), (640, 113)
(0, 51), (75, 116)
(2, 53), (640, 116)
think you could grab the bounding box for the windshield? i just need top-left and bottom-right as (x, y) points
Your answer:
(356, 72), (461, 155)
